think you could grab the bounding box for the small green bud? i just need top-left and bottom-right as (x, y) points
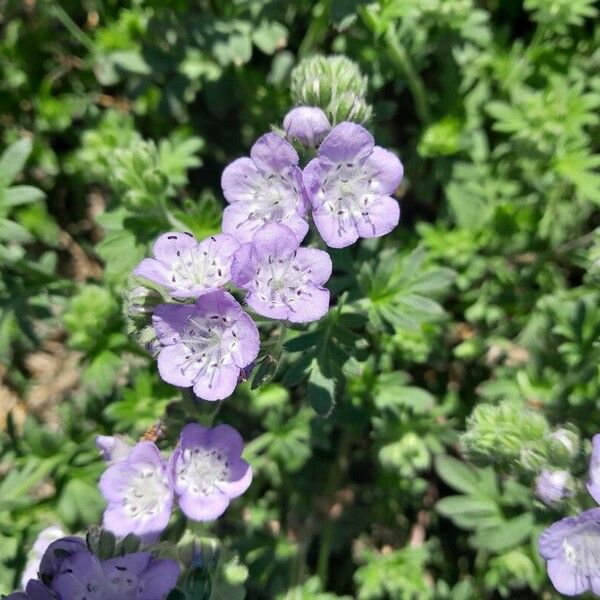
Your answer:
(290, 55), (373, 124)
(123, 280), (164, 353)
(461, 401), (550, 472)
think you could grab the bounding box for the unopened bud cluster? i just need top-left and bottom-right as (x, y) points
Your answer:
(290, 55), (373, 124)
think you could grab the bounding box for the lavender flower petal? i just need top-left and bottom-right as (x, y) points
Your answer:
(283, 106), (331, 147)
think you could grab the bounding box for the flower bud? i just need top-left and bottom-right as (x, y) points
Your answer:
(545, 428), (580, 467)
(290, 55), (372, 124)
(283, 106), (331, 147)
(535, 469), (571, 505)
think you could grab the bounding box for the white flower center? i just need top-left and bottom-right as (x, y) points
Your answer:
(239, 170), (302, 233)
(317, 161), (381, 236)
(252, 251), (314, 310)
(562, 525), (600, 574)
(177, 313), (239, 388)
(170, 238), (229, 290)
(176, 446), (230, 496)
(123, 464), (170, 520)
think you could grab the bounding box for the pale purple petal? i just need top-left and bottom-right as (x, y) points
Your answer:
(180, 423), (211, 450)
(248, 222), (300, 261)
(153, 232), (196, 262)
(192, 364), (240, 402)
(365, 146), (404, 196)
(312, 206), (360, 248)
(250, 133), (298, 173)
(221, 157), (263, 204)
(230, 243), (258, 288)
(157, 344), (198, 387)
(318, 122), (374, 164)
(178, 492), (230, 521)
(218, 459), (252, 498)
(588, 434), (600, 504)
(283, 106), (331, 147)
(355, 195), (401, 239)
(207, 424), (245, 457)
(153, 304), (196, 345)
(293, 248), (333, 287)
(133, 258), (171, 287)
(547, 558), (588, 596)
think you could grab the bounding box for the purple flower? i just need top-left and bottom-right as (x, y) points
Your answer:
(170, 423), (252, 521)
(152, 291), (260, 401)
(587, 433), (600, 504)
(96, 435), (133, 464)
(133, 232), (240, 299)
(231, 223), (331, 322)
(51, 550), (179, 600)
(539, 508), (600, 596)
(221, 133), (309, 244)
(303, 122), (403, 248)
(99, 441), (173, 540)
(283, 106), (331, 148)
(21, 526), (66, 589)
(535, 470), (570, 505)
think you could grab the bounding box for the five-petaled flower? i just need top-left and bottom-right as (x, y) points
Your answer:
(221, 133), (309, 244)
(133, 231), (240, 299)
(99, 441), (173, 540)
(153, 290), (259, 401)
(303, 122), (403, 248)
(8, 535), (180, 600)
(170, 423), (252, 521)
(231, 222), (331, 322)
(539, 508), (600, 596)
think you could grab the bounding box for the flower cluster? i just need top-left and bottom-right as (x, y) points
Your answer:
(9, 535), (179, 600)
(132, 107), (403, 401)
(538, 434), (600, 596)
(98, 424), (252, 540)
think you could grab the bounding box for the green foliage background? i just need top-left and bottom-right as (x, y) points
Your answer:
(1, 0), (600, 597)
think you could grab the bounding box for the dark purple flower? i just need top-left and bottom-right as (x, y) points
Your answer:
(587, 433), (600, 504)
(152, 291), (260, 401)
(170, 423), (252, 521)
(99, 441), (173, 540)
(283, 106), (331, 148)
(231, 223), (331, 322)
(221, 133), (309, 244)
(96, 435), (132, 464)
(50, 550), (179, 600)
(133, 232), (240, 299)
(539, 508), (600, 596)
(303, 122), (403, 248)
(535, 469), (570, 505)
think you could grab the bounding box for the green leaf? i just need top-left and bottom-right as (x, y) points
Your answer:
(0, 137), (32, 186)
(435, 455), (483, 496)
(307, 359), (336, 416)
(2, 185), (45, 207)
(0, 216), (35, 243)
(252, 21), (288, 55)
(471, 513), (535, 552)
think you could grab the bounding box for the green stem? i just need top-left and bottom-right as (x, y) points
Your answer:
(298, 0), (331, 59)
(316, 430), (351, 587)
(50, 2), (96, 54)
(383, 25), (432, 125)
(360, 8), (431, 125)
